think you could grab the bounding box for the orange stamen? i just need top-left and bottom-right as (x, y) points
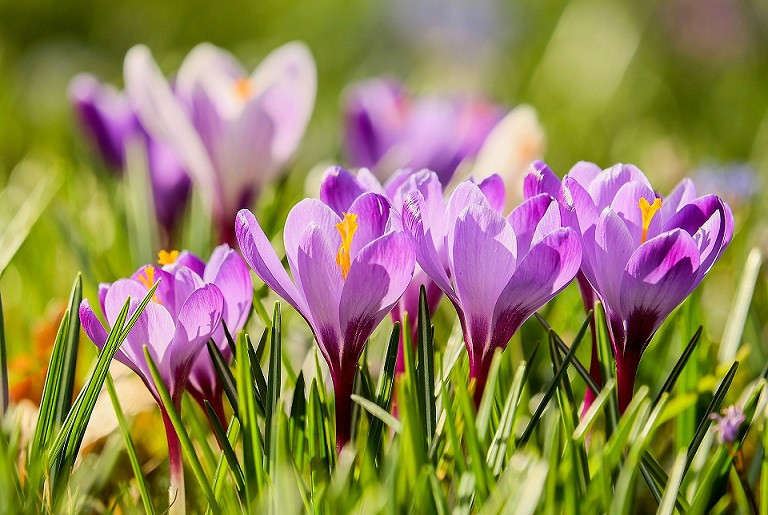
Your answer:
(137, 267), (160, 303)
(234, 78), (253, 100)
(335, 212), (358, 280)
(157, 249), (179, 266)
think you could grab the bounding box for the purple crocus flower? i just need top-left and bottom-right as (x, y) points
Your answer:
(153, 246), (253, 424)
(124, 43), (316, 244)
(79, 257), (225, 511)
(343, 78), (503, 185)
(235, 193), (416, 450)
(319, 166), (503, 374)
(403, 177), (582, 405)
(69, 74), (191, 237)
(525, 161), (734, 412)
(710, 405), (745, 444)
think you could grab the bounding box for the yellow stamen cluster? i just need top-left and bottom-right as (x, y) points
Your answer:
(234, 78), (253, 100)
(157, 249), (179, 266)
(335, 212), (359, 281)
(137, 267), (160, 303)
(638, 197), (662, 243)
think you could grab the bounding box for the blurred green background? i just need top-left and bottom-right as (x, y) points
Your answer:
(0, 0), (766, 383)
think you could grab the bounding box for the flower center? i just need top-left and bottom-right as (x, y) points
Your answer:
(137, 267), (160, 303)
(157, 249), (179, 266)
(335, 212), (358, 281)
(234, 78), (253, 101)
(638, 197), (662, 243)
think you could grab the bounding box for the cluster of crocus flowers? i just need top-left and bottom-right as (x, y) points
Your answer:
(69, 74), (191, 237)
(235, 193), (416, 450)
(319, 166), (504, 374)
(124, 42), (317, 243)
(79, 245), (249, 510)
(403, 176), (582, 404)
(525, 161), (733, 412)
(342, 78), (504, 185)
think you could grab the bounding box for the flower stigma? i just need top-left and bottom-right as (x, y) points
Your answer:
(335, 212), (358, 280)
(138, 267), (161, 303)
(638, 197), (662, 243)
(234, 78), (253, 101)
(157, 249), (179, 265)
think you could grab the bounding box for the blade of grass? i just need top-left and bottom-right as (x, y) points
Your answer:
(658, 452), (687, 515)
(212, 417), (241, 502)
(204, 400), (245, 492)
(487, 359), (528, 475)
(0, 172), (59, 278)
(265, 303), (281, 473)
(52, 275), (82, 429)
(206, 340), (241, 419)
(719, 248), (761, 364)
(352, 394), (402, 433)
(685, 361), (739, 473)
(417, 286), (436, 447)
(143, 346), (219, 510)
(105, 374), (155, 515)
(654, 326), (703, 405)
(49, 280), (159, 467)
(367, 322), (400, 459)
(236, 330), (265, 505)
(517, 313), (590, 446)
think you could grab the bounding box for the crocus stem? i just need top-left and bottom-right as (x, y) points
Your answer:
(615, 349), (641, 414)
(577, 273), (601, 417)
(332, 366), (357, 453)
(470, 352), (494, 408)
(162, 409), (185, 515)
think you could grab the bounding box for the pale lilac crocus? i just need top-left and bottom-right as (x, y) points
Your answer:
(403, 177), (582, 405)
(320, 165), (504, 373)
(343, 78), (503, 185)
(153, 246), (253, 424)
(69, 74), (191, 237)
(235, 192), (416, 450)
(80, 258), (224, 512)
(526, 161), (733, 412)
(710, 405), (745, 444)
(124, 42), (316, 244)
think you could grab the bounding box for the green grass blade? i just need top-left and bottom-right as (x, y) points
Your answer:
(684, 361), (739, 473)
(719, 248), (761, 364)
(105, 374), (155, 515)
(573, 379), (615, 441)
(236, 330), (264, 505)
(351, 394), (402, 433)
(0, 172), (59, 278)
(52, 275), (82, 429)
(265, 303), (281, 473)
(212, 417), (241, 502)
(653, 326), (702, 405)
(535, 311), (599, 396)
(487, 359), (528, 475)
(454, 371), (492, 501)
(517, 312), (590, 446)
(367, 322), (400, 458)
(143, 346), (219, 510)
(206, 339), (240, 419)
(49, 280), (159, 466)
(658, 451), (687, 515)
(30, 307), (71, 460)
(417, 286), (436, 447)
(249, 330), (269, 409)
(204, 400), (245, 492)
